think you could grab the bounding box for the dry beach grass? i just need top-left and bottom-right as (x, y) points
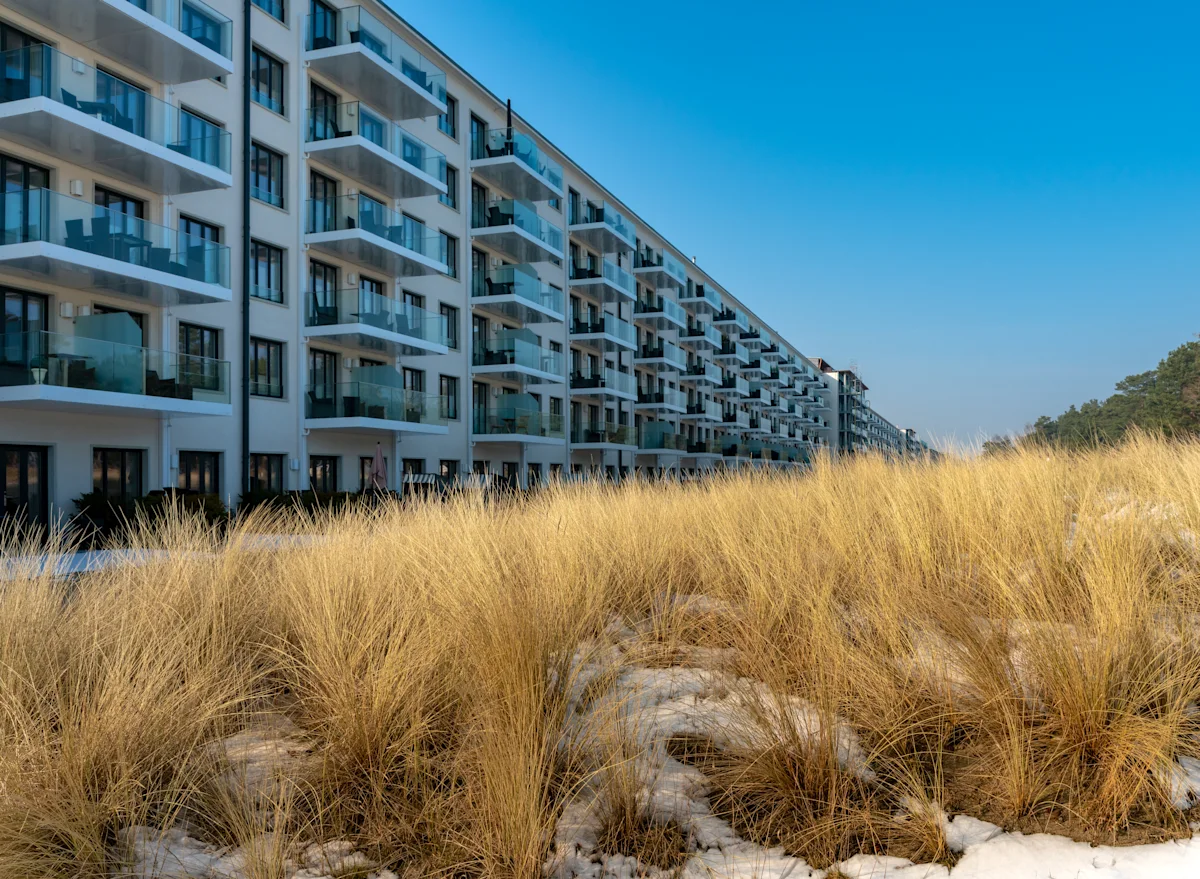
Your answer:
(3, 436), (1200, 877)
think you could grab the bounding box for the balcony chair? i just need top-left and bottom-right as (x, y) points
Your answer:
(310, 34), (336, 50)
(306, 392), (335, 418)
(64, 219), (87, 251)
(88, 217), (111, 256)
(341, 395), (361, 417)
(186, 246), (209, 281)
(148, 247), (173, 273)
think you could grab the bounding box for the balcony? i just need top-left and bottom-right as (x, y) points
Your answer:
(305, 196), (448, 277)
(0, 46), (231, 194)
(746, 416), (771, 435)
(472, 331), (563, 383)
(761, 369), (785, 388)
(305, 6), (446, 121)
(722, 440), (749, 459)
(306, 382), (448, 435)
(471, 264), (564, 324)
(633, 246), (687, 291)
(713, 339), (750, 366)
(746, 386), (769, 407)
(632, 295), (687, 331)
(764, 395), (786, 414)
(634, 340), (686, 372)
(759, 342), (784, 363)
(470, 130), (563, 202)
(713, 308), (750, 333)
(12, 0), (234, 83)
(0, 189), (230, 306)
(742, 359), (766, 378)
(680, 360), (723, 386)
(569, 313), (636, 352)
(472, 406), (565, 444)
(740, 328), (763, 350)
(778, 356), (801, 373)
(681, 400), (722, 423)
(305, 288), (449, 357)
(718, 374), (750, 398)
(635, 387), (687, 413)
(571, 421), (637, 449)
(678, 323), (721, 351)
(0, 329), (229, 416)
(677, 283), (722, 315)
(306, 103), (446, 200)
(686, 438), (721, 457)
(639, 422), (687, 454)
(569, 258), (636, 303)
(472, 199), (564, 263)
(723, 410), (751, 430)
(569, 367), (636, 401)
(568, 201), (635, 253)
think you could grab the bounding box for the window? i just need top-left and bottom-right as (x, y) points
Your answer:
(309, 456), (338, 493)
(439, 164), (458, 209)
(308, 348), (338, 400)
(469, 115), (487, 160)
(251, 142), (285, 207)
(440, 459), (459, 479)
(568, 189), (581, 224)
(249, 453), (284, 494)
(308, 171), (337, 232)
(438, 94), (457, 139)
(93, 305), (146, 347)
(441, 232), (458, 278)
(178, 321), (222, 391)
(403, 458), (425, 475)
(471, 182), (487, 228)
(402, 368), (424, 393)
(439, 374), (458, 419)
(95, 186), (145, 220)
(251, 47), (285, 114)
(250, 240), (284, 302)
(93, 448), (143, 503)
(251, 0), (284, 21)
(249, 338), (284, 398)
(179, 214), (220, 245)
(439, 304), (458, 349)
(359, 455), (388, 490)
(178, 451), (220, 494)
(309, 83), (339, 140)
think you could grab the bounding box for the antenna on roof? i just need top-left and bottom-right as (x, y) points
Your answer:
(506, 99), (512, 141)
(691, 256), (697, 264)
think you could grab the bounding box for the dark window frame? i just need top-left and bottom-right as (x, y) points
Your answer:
(249, 337), (285, 398)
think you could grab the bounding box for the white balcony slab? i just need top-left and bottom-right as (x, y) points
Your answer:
(305, 228), (448, 277)
(9, 0), (234, 83)
(305, 44), (445, 121)
(0, 383), (230, 417)
(0, 241), (231, 307)
(0, 99), (231, 195)
(307, 136), (446, 201)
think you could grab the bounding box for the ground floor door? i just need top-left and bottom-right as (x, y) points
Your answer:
(2, 444), (48, 528)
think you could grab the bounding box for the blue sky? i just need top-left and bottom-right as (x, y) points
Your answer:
(394, 0), (1200, 447)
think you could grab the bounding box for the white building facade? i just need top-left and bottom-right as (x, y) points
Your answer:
(0, 0), (920, 528)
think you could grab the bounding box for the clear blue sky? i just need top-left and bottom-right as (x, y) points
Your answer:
(393, 0), (1200, 447)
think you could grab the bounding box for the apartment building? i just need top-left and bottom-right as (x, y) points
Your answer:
(0, 0), (919, 529)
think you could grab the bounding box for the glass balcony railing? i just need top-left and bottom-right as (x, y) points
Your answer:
(306, 382), (446, 426)
(471, 129), (563, 192)
(724, 410), (751, 428)
(307, 102), (447, 184)
(634, 295), (686, 324)
(570, 366), (635, 397)
(680, 323), (722, 346)
(571, 421), (636, 445)
(0, 188), (229, 286)
(473, 198), (563, 253)
(307, 196), (448, 265)
(715, 308), (751, 332)
(687, 438), (719, 455)
(569, 200), (633, 241)
(473, 407), (565, 439)
(127, 0), (232, 57)
(305, 5), (447, 104)
(636, 341), (687, 368)
(473, 336), (563, 375)
(637, 387), (686, 409)
(717, 340), (750, 361)
(0, 45), (231, 172)
(0, 330), (229, 403)
(570, 313), (635, 346)
(682, 360), (723, 383)
(640, 423), (686, 451)
(686, 400), (722, 420)
(634, 247), (687, 286)
(570, 258), (635, 296)
(721, 375), (750, 395)
(306, 288), (450, 346)
(473, 265), (564, 315)
(681, 284), (722, 311)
